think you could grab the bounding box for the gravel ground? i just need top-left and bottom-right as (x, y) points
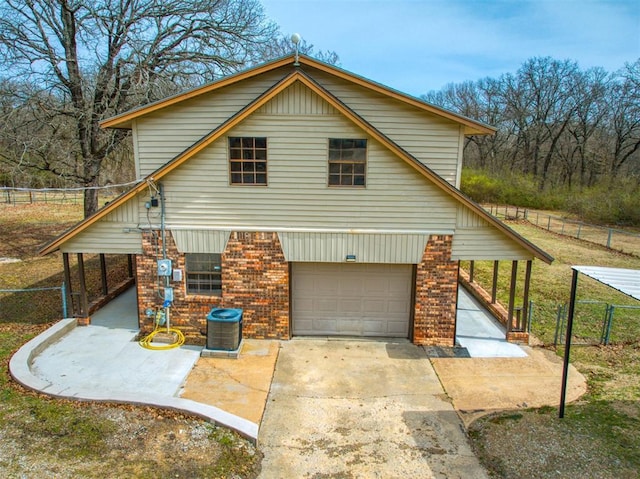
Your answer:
(0, 403), (262, 479)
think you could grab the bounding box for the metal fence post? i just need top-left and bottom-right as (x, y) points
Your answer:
(554, 303), (566, 346)
(61, 282), (68, 318)
(603, 305), (614, 345)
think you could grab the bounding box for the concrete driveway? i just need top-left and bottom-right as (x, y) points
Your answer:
(258, 339), (488, 479)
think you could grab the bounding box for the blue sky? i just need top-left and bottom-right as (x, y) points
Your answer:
(261, 0), (640, 96)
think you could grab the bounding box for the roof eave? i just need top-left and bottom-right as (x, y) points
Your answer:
(100, 55), (297, 130)
(100, 54), (496, 136)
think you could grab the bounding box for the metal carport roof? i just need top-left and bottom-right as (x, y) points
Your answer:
(560, 266), (640, 417)
(571, 266), (640, 301)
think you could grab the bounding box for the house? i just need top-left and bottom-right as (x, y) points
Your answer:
(40, 54), (553, 346)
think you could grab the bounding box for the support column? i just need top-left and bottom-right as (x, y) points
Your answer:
(62, 253), (75, 316)
(99, 254), (108, 296)
(507, 260), (518, 333)
(522, 260), (532, 331)
(77, 253), (90, 324)
(413, 235), (458, 346)
(491, 260), (499, 303)
(127, 254), (134, 278)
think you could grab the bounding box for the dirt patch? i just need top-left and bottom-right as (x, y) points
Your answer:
(0, 399), (262, 478)
(468, 402), (640, 479)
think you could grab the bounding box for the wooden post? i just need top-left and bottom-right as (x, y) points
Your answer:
(127, 254), (134, 278)
(522, 260), (533, 331)
(469, 260), (475, 283)
(77, 253), (89, 318)
(507, 261), (518, 333)
(62, 253), (75, 316)
(491, 260), (499, 304)
(100, 254), (108, 296)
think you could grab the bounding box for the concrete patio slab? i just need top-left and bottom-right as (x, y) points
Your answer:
(9, 288), (259, 442)
(431, 346), (587, 427)
(181, 340), (279, 424)
(456, 288), (527, 358)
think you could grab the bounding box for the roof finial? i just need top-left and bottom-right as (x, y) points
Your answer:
(291, 33), (301, 66)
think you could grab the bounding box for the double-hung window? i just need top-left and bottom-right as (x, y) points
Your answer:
(185, 253), (222, 296)
(328, 138), (367, 187)
(229, 137), (267, 185)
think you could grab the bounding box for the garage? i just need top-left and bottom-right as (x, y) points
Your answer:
(291, 263), (413, 338)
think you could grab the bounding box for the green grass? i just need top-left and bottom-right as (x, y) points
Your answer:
(0, 203), (261, 478)
(461, 222), (640, 345)
(465, 220), (640, 478)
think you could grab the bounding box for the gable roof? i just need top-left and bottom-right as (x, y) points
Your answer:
(40, 65), (551, 263)
(101, 54), (495, 136)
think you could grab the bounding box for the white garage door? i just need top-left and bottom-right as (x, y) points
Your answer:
(292, 263), (413, 338)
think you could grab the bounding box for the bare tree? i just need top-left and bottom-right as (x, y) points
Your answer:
(0, 0), (278, 216)
(564, 67), (609, 187)
(606, 60), (640, 177)
(423, 77), (511, 172)
(260, 34), (340, 65)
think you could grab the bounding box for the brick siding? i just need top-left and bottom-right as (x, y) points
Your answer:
(413, 235), (459, 346)
(223, 232), (289, 340)
(136, 230), (289, 345)
(137, 230), (457, 346)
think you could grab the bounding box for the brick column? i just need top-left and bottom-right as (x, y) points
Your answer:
(413, 235), (458, 346)
(223, 232), (290, 339)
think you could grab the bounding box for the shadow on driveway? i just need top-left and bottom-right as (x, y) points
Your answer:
(258, 339), (488, 479)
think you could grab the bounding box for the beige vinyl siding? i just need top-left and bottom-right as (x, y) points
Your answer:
(452, 228), (531, 260)
(103, 198), (139, 223)
(62, 223), (142, 254)
(279, 232), (430, 263)
(452, 205), (532, 260)
(456, 204), (490, 229)
(307, 68), (462, 183)
(171, 229), (231, 253)
(135, 69), (289, 177)
(159, 112), (458, 231)
(61, 200), (141, 254)
(132, 120), (141, 179)
(257, 81), (338, 115)
(455, 125), (465, 189)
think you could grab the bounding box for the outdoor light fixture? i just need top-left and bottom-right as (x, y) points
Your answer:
(345, 254), (356, 262)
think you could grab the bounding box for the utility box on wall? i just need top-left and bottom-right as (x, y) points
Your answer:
(157, 259), (172, 276)
(206, 308), (243, 351)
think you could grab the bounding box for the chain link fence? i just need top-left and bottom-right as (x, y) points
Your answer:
(552, 300), (640, 346)
(486, 204), (640, 257)
(0, 285), (68, 324)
